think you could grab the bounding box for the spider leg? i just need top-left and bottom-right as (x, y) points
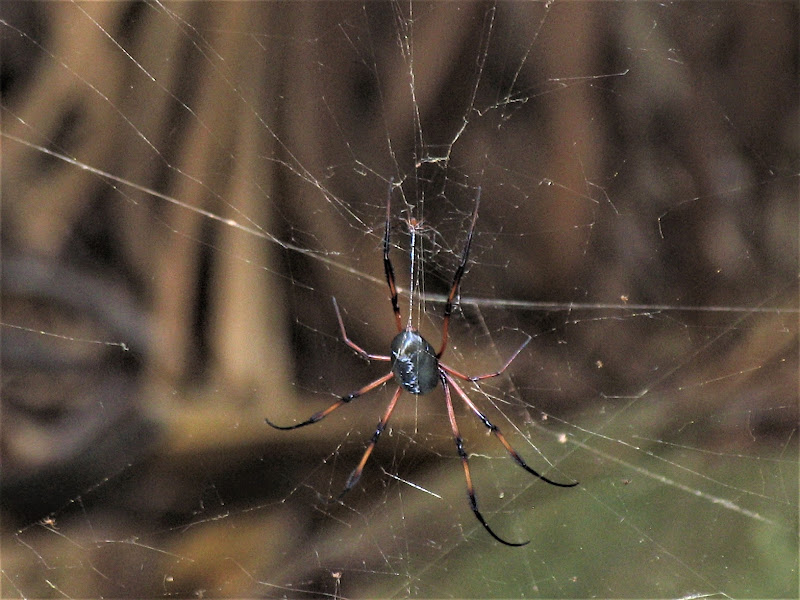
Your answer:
(438, 188), (481, 359)
(441, 334), (531, 382)
(333, 298), (391, 361)
(337, 386), (403, 499)
(383, 180), (403, 332)
(266, 372), (393, 430)
(444, 372), (578, 488)
(441, 371), (529, 547)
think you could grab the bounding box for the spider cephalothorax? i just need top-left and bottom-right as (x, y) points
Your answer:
(390, 329), (438, 394)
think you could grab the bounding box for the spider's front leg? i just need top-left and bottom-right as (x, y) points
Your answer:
(383, 179), (403, 332)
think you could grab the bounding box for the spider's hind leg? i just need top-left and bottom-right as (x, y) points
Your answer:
(336, 386), (403, 500)
(440, 371), (529, 547)
(444, 371), (578, 488)
(265, 372), (393, 430)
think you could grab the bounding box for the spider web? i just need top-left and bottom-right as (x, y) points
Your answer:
(1, 1), (798, 598)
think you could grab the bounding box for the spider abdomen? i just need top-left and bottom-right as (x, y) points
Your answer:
(390, 330), (439, 395)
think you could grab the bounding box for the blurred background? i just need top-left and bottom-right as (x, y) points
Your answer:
(2, 1), (797, 598)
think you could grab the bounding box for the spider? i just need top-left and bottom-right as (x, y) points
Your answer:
(267, 184), (577, 546)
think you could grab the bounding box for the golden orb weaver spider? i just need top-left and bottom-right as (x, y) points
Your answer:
(266, 183), (577, 546)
